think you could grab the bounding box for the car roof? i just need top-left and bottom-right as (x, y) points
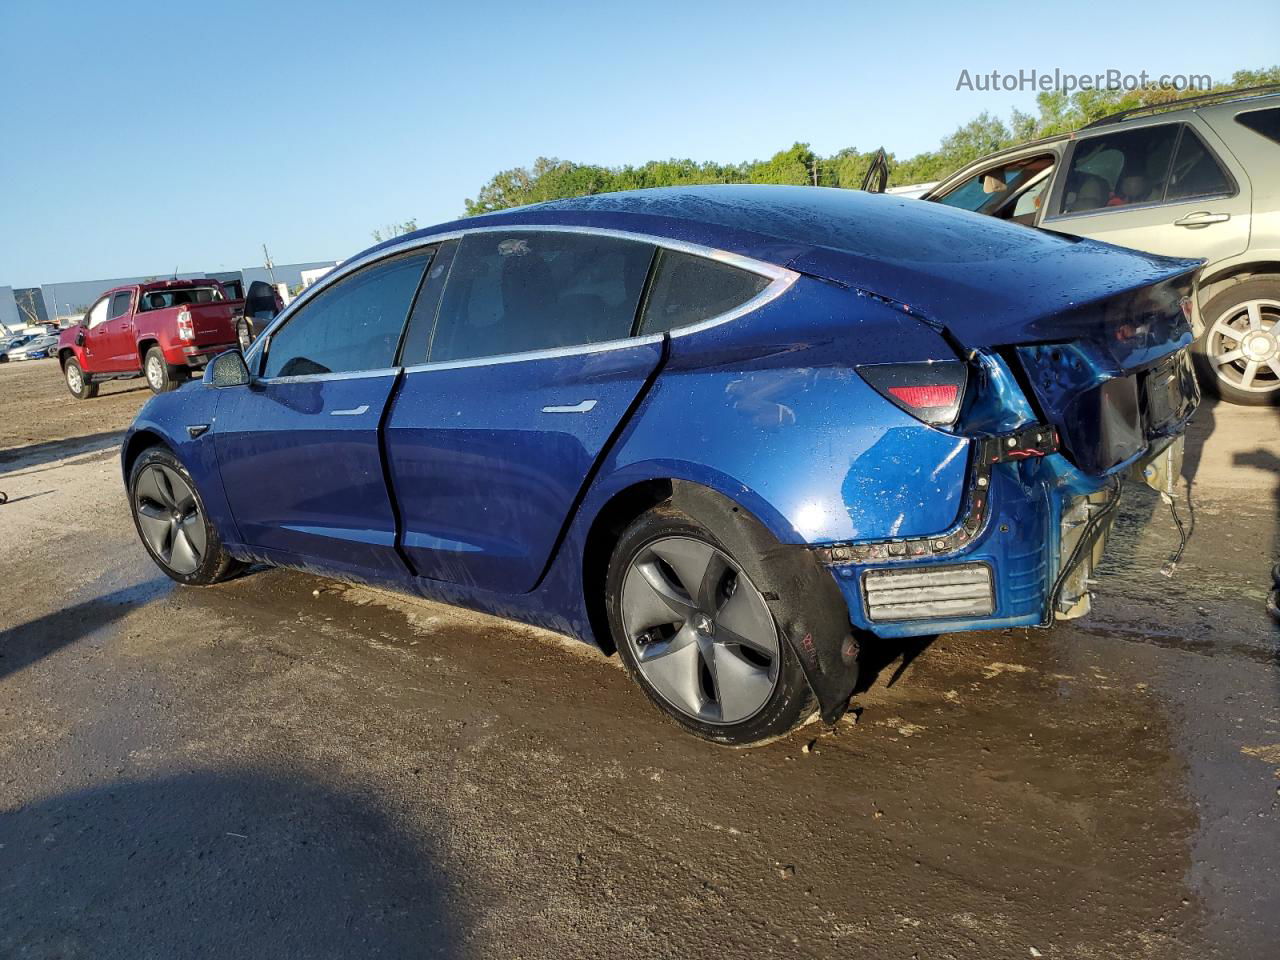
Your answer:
(367, 183), (1088, 270)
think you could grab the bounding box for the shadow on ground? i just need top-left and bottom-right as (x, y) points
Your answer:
(0, 431), (124, 476)
(0, 581), (169, 683)
(0, 769), (466, 959)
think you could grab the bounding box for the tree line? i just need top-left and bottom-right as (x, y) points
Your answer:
(461, 67), (1278, 215)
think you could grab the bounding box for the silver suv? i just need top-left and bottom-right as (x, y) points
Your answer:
(922, 87), (1280, 405)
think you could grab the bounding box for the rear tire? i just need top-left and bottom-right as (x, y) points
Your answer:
(144, 346), (185, 394)
(63, 357), (98, 399)
(1194, 279), (1280, 406)
(128, 446), (243, 585)
(606, 505), (814, 746)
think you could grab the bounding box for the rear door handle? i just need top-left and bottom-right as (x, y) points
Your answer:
(330, 404), (370, 417)
(1173, 211), (1230, 227)
(541, 400), (597, 414)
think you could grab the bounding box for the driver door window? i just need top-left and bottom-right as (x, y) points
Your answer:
(262, 251), (431, 378)
(934, 155), (1056, 218)
(86, 298), (110, 329)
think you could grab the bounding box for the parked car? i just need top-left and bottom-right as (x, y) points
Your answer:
(1, 333), (40, 361)
(56, 279), (280, 399)
(6, 333), (60, 361)
(918, 86), (1280, 405)
(121, 186), (1198, 744)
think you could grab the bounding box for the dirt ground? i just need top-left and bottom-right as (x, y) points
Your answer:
(1, 356), (1278, 959)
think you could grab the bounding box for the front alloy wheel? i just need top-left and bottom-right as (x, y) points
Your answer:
(128, 447), (241, 585)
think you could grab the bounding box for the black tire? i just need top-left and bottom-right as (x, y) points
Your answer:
(143, 346), (185, 394)
(128, 446), (243, 585)
(62, 357), (99, 399)
(606, 504), (815, 746)
(1193, 279), (1280, 406)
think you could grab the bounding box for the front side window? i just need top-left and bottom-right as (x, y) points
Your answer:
(109, 291), (132, 319)
(639, 249), (771, 335)
(86, 298), (110, 329)
(1057, 124), (1180, 214)
(935, 155), (1056, 215)
(428, 231), (655, 363)
(1235, 106), (1280, 146)
(263, 251), (430, 378)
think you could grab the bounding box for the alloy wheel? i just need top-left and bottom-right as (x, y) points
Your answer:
(147, 355), (165, 390)
(133, 464), (206, 575)
(620, 536), (780, 725)
(66, 363), (82, 393)
(1207, 298), (1280, 395)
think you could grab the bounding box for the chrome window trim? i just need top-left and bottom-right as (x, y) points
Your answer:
(255, 367), (399, 386)
(402, 333), (665, 374)
(245, 224), (799, 372)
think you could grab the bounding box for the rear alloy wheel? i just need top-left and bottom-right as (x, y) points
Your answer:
(607, 507), (813, 745)
(128, 447), (241, 585)
(144, 346), (184, 394)
(1196, 280), (1280, 405)
(63, 358), (98, 399)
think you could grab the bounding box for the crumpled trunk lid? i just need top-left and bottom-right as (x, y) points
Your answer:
(790, 234), (1201, 476)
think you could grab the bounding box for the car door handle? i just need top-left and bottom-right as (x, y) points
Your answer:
(330, 404), (370, 417)
(1173, 211), (1231, 227)
(541, 400), (597, 414)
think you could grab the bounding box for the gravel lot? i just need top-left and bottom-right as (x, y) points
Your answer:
(2, 356), (1278, 959)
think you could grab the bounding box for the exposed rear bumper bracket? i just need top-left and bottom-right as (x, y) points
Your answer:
(813, 423), (1059, 565)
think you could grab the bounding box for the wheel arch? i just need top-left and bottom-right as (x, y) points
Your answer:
(58, 347), (77, 368)
(1198, 260), (1280, 308)
(137, 337), (160, 366)
(121, 428), (172, 482)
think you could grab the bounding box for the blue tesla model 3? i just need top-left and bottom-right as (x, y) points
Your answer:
(122, 185), (1199, 744)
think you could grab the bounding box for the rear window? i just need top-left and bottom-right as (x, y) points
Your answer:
(639, 249), (771, 335)
(1236, 106), (1280, 145)
(139, 286), (224, 311)
(429, 231), (654, 363)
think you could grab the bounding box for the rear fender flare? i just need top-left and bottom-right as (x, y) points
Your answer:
(664, 480), (860, 724)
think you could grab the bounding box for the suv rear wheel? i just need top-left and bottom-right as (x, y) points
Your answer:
(63, 357), (99, 400)
(1196, 279), (1280, 405)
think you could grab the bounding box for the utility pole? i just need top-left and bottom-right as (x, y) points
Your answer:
(810, 159), (819, 187)
(262, 244), (277, 286)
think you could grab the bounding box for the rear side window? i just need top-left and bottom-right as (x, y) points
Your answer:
(263, 251), (429, 378)
(1236, 106), (1280, 146)
(108, 292), (132, 319)
(1058, 124), (1180, 214)
(1166, 128), (1233, 201)
(639, 249), (771, 335)
(428, 231), (654, 363)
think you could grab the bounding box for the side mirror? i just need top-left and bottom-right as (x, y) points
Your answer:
(75, 329), (85, 346)
(204, 349), (251, 388)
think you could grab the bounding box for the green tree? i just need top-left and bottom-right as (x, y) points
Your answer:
(461, 66), (1279, 210)
(371, 219), (419, 242)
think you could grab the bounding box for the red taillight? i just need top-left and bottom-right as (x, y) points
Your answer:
(176, 307), (194, 341)
(858, 361), (967, 427)
(887, 384), (959, 409)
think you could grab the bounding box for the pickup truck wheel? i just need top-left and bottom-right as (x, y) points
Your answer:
(144, 347), (183, 393)
(1194, 279), (1280, 406)
(63, 358), (99, 399)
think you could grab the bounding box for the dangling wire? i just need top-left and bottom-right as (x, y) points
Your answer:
(1160, 490), (1189, 578)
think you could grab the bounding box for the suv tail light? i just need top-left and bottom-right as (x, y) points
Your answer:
(176, 307), (194, 341)
(859, 360), (967, 427)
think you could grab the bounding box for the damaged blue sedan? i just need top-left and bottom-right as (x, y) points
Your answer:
(122, 185), (1199, 744)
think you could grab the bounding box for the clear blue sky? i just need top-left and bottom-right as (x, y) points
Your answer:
(2, 0), (1276, 286)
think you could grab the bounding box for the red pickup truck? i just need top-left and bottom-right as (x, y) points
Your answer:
(57, 278), (279, 399)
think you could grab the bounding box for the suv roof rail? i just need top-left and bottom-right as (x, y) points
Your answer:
(1080, 84), (1280, 130)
